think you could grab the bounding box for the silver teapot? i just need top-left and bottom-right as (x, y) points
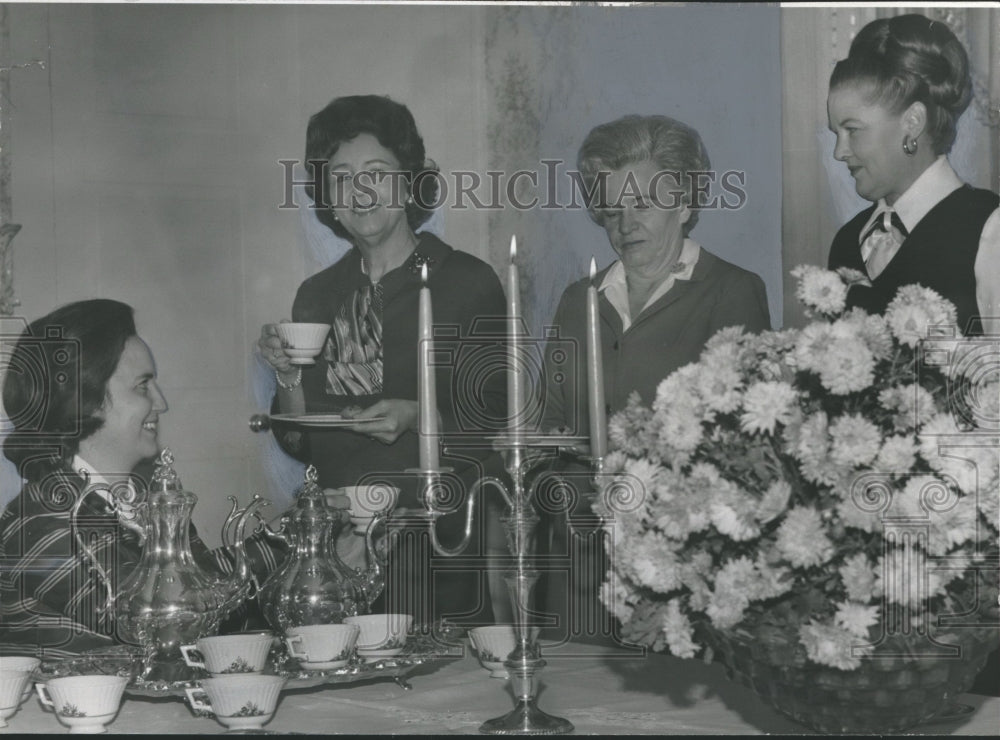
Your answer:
(257, 466), (386, 632)
(74, 449), (267, 665)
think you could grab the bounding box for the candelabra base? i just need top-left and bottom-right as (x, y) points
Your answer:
(479, 700), (574, 735)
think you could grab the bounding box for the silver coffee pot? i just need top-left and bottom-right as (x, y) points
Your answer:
(74, 449), (267, 665)
(257, 466), (387, 632)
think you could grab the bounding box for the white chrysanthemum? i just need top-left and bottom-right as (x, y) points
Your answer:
(829, 413), (882, 468)
(705, 556), (756, 629)
(755, 554), (793, 600)
(839, 553), (877, 603)
(977, 486), (999, 533)
(757, 479), (792, 524)
(885, 285), (957, 348)
(918, 416), (1000, 495)
(625, 531), (682, 594)
(891, 480), (981, 556)
(661, 598), (698, 659)
(697, 363), (744, 415)
(599, 568), (636, 623)
(653, 364), (703, 416)
(875, 546), (938, 608)
(834, 601), (880, 638)
(799, 620), (870, 670)
(703, 325), (748, 354)
(840, 308), (894, 361)
(791, 412), (840, 486)
(656, 403), (705, 456)
(818, 337), (876, 395)
(776, 507), (834, 568)
(793, 323), (836, 374)
(874, 434), (918, 476)
(835, 493), (884, 533)
(740, 381), (798, 435)
(792, 264), (848, 315)
(878, 384), (940, 431)
(710, 501), (760, 541)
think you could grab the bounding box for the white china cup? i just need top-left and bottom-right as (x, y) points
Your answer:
(179, 632), (274, 676)
(185, 674), (286, 732)
(344, 613), (413, 659)
(0, 657), (40, 703)
(284, 623), (360, 670)
(0, 669), (32, 728)
(339, 484), (399, 533)
(469, 625), (516, 679)
(276, 323), (331, 365)
(35, 674), (128, 734)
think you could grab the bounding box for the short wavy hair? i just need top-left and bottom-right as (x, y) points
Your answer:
(577, 114), (711, 237)
(3, 299), (136, 482)
(303, 95), (438, 240)
(829, 14), (972, 155)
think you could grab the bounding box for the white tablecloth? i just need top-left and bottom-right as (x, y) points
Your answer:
(6, 641), (998, 734)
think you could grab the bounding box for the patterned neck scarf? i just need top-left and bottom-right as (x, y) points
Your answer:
(325, 281), (384, 396)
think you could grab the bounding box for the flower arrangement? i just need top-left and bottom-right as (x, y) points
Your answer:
(597, 266), (999, 672)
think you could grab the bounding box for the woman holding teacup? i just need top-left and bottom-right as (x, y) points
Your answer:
(826, 14), (1000, 336)
(0, 299), (288, 657)
(257, 95), (508, 622)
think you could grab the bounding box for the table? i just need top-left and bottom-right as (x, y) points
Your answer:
(6, 641), (998, 734)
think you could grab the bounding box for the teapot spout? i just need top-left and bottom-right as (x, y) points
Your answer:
(219, 494), (271, 613)
(360, 513), (392, 605)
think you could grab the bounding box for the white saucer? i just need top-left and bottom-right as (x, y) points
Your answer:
(357, 647), (405, 661)
(297, 658), (350, 671)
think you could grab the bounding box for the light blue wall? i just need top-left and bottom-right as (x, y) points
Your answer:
(498, 5), (783, 332)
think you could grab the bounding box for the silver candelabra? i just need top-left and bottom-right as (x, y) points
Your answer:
(417, 438), (602, 735)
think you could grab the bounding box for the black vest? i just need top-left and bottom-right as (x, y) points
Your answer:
(827, 185), (999, 336)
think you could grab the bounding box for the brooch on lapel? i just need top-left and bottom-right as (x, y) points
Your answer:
(407, 251), (436, 275)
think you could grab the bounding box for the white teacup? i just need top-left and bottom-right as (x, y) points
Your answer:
(469, 625), (516, 679)
(339, 484), (399, 532)
(0, 657), (40, 703)
(185, 674), (286, 732)
(285, 623), (360, 670)
(276, 322), (331, 365)
(35, 675), (128, 734)
(344, 613), (413, 659)
(180, 632), (274, 676)
(0, 669), (32, 729)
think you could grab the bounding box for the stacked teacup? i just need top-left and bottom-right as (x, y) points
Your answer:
(180, 632), (287, 732)
(284, 624), (361, 670)
(345, 613), (413, 660)
(0, 656), (39, 730)
(35, 675), (129, 734)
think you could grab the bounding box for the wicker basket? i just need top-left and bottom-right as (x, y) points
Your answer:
(704, 612), (999, 734)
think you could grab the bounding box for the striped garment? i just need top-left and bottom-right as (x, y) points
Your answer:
(325, 281), (384, 396)
(0, 466), (284, 660)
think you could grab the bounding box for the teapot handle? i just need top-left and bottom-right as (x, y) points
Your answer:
(365, 513), (396, 567)
(70, 482), (120, 616)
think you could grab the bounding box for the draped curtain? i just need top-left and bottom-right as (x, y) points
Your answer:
(780, 6), (1000, 328)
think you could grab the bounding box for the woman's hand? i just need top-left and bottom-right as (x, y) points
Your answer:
(341, 399), (418, 444)
(258, 322), (295, 376)
(322, 489), (351, 510)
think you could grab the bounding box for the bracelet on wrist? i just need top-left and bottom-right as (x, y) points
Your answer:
(275, 367), (302, 390)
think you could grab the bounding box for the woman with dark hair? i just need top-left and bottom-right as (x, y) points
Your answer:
(826, 13), (1000, 336)
(0, 299), (284, 658)
(258, 95), (508, 623)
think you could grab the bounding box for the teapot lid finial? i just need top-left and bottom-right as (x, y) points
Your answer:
(305, 465), (319, 485)
(151, 448), (182, 491)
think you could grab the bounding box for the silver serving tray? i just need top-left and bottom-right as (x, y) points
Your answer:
(35, 624), (465, 698)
